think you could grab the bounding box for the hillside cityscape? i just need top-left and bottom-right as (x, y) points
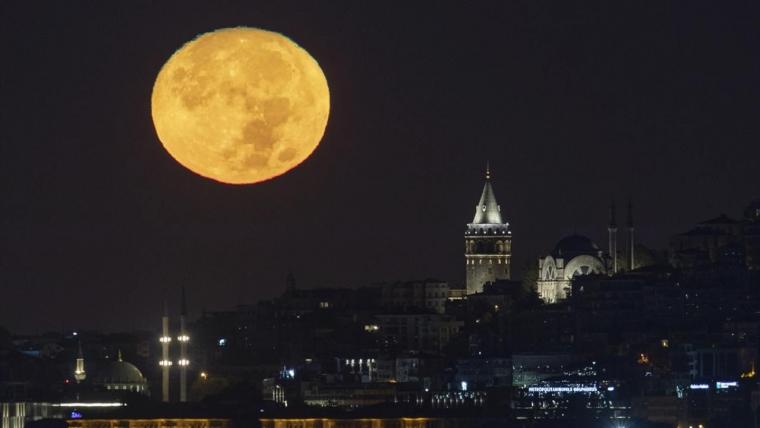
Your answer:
(3, 173), (760, 428)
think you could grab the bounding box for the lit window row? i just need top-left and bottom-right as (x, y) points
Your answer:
(159, 360), (173, 366)
(178, 359), (190, 366)
(159, 336), (172, 343)
(466, 258), (507, 265)
(177, 335), (190, 342)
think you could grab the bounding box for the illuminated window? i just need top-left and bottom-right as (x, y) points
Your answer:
(319, 301), (330, 309)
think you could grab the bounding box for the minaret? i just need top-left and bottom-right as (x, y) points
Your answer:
(285, 272), (296, 293)
(159, 299), (172, 402)
(464, 163), (512, 295)
(627, 200), (635, 271)
(74, 341), (86, 383)
(177, 287), (190, 402)
(608, 201), (618, 274)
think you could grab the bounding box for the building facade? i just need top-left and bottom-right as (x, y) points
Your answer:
(380, 280), (449, 314)
(537, 235), (607, 303)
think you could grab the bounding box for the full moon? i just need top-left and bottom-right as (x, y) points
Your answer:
(151, 27), (329, 184)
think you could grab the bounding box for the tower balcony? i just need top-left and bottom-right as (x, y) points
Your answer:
(465, 223), (511, 236)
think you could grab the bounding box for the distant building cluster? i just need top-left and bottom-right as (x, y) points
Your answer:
(2, 167), (760, 428)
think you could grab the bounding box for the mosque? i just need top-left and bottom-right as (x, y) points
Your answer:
(92, 350), (149, 394)
(464, 166), (651, 303)
(69, 345), (150, 397)
(71, 289), (190, 401)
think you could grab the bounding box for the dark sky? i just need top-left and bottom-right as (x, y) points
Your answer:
(2, 1), (758, 333)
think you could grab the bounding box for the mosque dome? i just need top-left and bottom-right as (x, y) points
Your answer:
(93, 351), (148, 394)
(552, 235), (600, 259)
(98, 360), (145, 384)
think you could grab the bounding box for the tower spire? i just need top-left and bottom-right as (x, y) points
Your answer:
(627, 200), (635, 271)
(472, 164), (503, 224)
(180, 286), (187, 316)
(608, 201), (618, 274)
(286, 271), (296, 291)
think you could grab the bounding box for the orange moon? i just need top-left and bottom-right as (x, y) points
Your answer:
(151, 27), (330, 184)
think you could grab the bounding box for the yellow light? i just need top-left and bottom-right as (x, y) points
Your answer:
(741, 362), (756, 378)
(151, 27), (330, 185)
(200, 372), (208, 380)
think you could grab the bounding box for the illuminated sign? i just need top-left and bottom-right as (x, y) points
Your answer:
(528, 386), (598, 393)
(689, 384), (709, 390)
(716, 381), (738, 389)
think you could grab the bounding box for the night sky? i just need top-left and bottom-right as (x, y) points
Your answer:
(2, 1), (758, 333)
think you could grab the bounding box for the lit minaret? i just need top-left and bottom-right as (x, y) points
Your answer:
(159, 299), (172, 402)
(608, 201), (618, 274)
(74, 341), (86, 383)
(177, 287), (190, 402)
(627, 200), (635, 271)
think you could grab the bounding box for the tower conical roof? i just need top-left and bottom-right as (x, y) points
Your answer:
(472, 165), (503, 224)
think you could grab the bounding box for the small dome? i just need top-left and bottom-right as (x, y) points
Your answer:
(98, 361), (144, 383)
(552, 235), (600, 259)
(94, 353), (146, 385)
